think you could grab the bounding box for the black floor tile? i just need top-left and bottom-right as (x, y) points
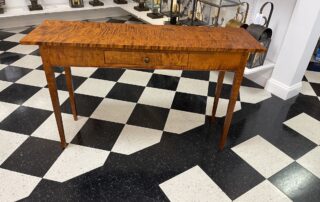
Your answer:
(106, 82), (144, 102)
(202, 150), (265, 200)
(48, 74), (86, 91)
(127, 104), (169, 130)
(0, 106), (52, 135)
(0, 137), (62, 177)
(0, 31), (14, 40)
(181, 71), (210, 81)
(20, 27), (36, 34)
(37, 65), (65, 73)
(0, 66), (31, 82)
(0, 52), (24, 65)
(171, 92), (207, 114)
(147, 74), (179, 91)
(241, 77), (263, 89)
(269, 162), (320, 202)
(310, 82), (320, 96)
(30, 49), (40, 56)
(72, 118), (124, 150)
(61, 93), (103, 117)
(208, 82), (240, 100)
(0, 83), (40, 104)
(0, 41), (19, 51)
(90, 68), (125, 81)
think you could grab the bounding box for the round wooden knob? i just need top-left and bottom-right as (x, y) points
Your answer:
(144, 57), (150, 64)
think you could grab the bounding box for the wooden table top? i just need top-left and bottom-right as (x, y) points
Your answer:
(20, 20), (265, 53)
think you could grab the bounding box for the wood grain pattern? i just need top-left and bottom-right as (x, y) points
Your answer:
(20, 20), (265, 53)
(22, 20), (265, 150)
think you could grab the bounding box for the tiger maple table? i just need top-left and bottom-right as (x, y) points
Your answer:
(20, 20), (264, 150)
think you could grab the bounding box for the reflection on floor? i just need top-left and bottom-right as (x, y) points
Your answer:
(0, 16), (320, 201)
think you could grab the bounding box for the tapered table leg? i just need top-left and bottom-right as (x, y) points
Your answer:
(211, 71), (225, 123)
(64, 67), (78, 121)
(219, 70), (244, 150)
(43, 63), (67, 149)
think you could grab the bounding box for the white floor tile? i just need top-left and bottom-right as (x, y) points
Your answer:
(0, 130), (28, 165)
(234, 180), (292, 202)
(118, 70), (152, 86)
(305, 71), (320, 84)
(300, 81), (317, 96)
(0, 168), (41, 202)
(0, 80), (12, 92)
(11, 55), (42, 69)
(164, 109), (205, 134)
(8, 44), (39, 55)
(0, 101), (19, 122)
(240, 86), (271, 104)
(160, 165), (231, 202)
(16, 70), (57, 87)
(112, 125), (162, 155)
(154, 69), (182, 77)
(91, 98), (136, 124)
(138, 87), (175, 108)
(176, 77), (209, 96)
(206, 97), (241, 117)
(75, 78), (115, 97)
(209, 71), (234, 84)
(44, 144), (109, 182)
(32, 113), (88, 143)
(297, 146), (320, 178)
(3, 33), (26, 42)
(284, 113), (320, 144)
(0, 64), (6, 71)
(70, 67), (97, 77)
(23, 88), (69, 111)
(232, 135), (294, 178)
(5, 27), (30, 33)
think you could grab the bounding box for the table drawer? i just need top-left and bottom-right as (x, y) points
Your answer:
(104, 51), (188, 68)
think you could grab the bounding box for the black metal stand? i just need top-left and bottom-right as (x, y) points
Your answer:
(113, 0), (127, 4)
(0, 7), (3, 14)
(147, 12), (163, 19)
(28, 4), (43, 11)
(169, 16), (177, 25)
(89, 0), (104, 6)
(134, 3), (149, 11)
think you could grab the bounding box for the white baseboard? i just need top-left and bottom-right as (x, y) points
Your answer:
(265, 78), (302, 100)
(245, 68), (273, 87)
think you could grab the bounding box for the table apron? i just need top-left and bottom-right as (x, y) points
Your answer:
(40, 46), (246, 71)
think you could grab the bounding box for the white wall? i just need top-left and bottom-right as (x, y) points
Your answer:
(266, 0), (320, 99)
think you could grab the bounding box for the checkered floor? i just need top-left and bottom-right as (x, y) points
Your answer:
(0, 16), (319, 201)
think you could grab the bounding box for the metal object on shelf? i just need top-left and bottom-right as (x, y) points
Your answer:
(197, 0), (241, 27)
(28, 0), (43, 11)
(89, 0), (104, 6)
(69, 0), (84, 8)
(160, 0), (182, 24)
(114, 0), (128, 4)
(226, 2), (249, 28)
(0, 0), (5, 14)
(146, 0), (164, 19)
(246, 2), (274, 69)
(134, 0), (149, 11)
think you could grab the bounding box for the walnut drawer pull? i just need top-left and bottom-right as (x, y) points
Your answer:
(144, 57), (150, 64)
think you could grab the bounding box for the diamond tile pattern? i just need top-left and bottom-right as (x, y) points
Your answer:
(0, 17), (319, 202)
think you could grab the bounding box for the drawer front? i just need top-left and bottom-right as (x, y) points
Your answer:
(188, 52), (244, 70)
(104, 51), (188, 68)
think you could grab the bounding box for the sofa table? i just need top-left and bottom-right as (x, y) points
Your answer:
(20, 20), (264, 150)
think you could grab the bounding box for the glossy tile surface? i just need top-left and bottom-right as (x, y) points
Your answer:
(0, 19), (319, 201)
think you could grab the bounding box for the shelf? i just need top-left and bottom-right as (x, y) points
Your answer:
(244, 60), (275, 75)
(0, 0), (132, 19)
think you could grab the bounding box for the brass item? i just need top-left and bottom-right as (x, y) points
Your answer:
(226, 2), (249, 28)
(69, 0), (84, 8)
